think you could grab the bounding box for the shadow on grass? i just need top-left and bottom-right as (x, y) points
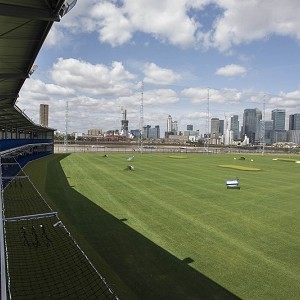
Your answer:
(45, 154), (240, 300)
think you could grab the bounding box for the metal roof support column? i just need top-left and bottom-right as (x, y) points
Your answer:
(4, 125), (7, 140)
(0, 156), (7, 299)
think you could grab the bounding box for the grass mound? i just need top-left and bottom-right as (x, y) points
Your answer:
(275, 158), (297, 162)
(219, 164), (261, 171)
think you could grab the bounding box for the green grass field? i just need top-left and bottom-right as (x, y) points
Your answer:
(25, 153), (300, 300)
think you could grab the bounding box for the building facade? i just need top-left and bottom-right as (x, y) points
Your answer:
(149, 125), (160, 139)
(121, 109), (129, 136)
(211, 118), (220, 139)
(242, 108), (262, 144)
(231, 115), (239, 140)
(166, 115), (178, 136)
(272, 109), (286, 130)
(167, 115), (172, 132)
(219, 120), (224, 136)
(88, 128), (102, 136)
(262, 120), (274, 145)
(143, 125), (160, 139)
(39, 104), (49, 127)
(289, 113), (300, 130)
(287, 130), (300, 144)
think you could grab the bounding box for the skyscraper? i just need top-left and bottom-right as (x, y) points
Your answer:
(219, 120), (224, 135)
(263, 120), (274, 144)
(143, 125), (151, 138)
(242, 108), (262, 144)
(289, 113), (300, 130)
(39, 104), (49, 127)
(149, 125), (160, 139)
(166, 115), (178, 135)
(172, 120), (178, 134)
(211, 118), (220, 139)
(121, 109), (129, 136)
(167, 115), (172, 132)
(271, 109), (286, 130)
(231, 115), (239, 140)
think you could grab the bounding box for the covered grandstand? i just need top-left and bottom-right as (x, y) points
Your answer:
(0, 1), (118, 298)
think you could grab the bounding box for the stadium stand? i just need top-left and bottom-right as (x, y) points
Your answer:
(0, 1), (118, 298)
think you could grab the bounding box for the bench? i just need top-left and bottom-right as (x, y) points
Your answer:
(226, 179), (240, 189)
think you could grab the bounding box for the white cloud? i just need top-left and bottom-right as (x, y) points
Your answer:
(215, 64), (247, 77)
(280, 90), (300, 99)
(210, 0), (300, 51)
(123, 0), (199, 47)
(181, 87), (254, 105)
(49, 0), (300, 52)
(182, 87), (231, 104)
(181, 88), (209, 104)
(91, 2), (133, 46)
(44, 26), (65, 47)
(50, 58), (136, 97)
(185, 111), (208, 119)
(143, 63), (181, 85)
(269, 91), (300, 108)
(20, 79), (75, 100)
(144, 89), (179, 105)
(55, 0), (202, 48)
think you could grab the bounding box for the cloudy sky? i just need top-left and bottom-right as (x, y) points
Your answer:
(18, 0), (300, 134)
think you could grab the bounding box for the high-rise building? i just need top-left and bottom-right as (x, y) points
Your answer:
(211, 118), (220, 139)
(39, 104), (49, 127)
(143, 125), (160, 139)
(143, 125), (151, 138)
(289, 113), (300, 130)
(187, 124), (193, 131)
(121, 109), (129, 136)
(271, 109), (286, 130)
(172, 120), (178, 134)
(242, 108), (262, 144)
(219, 120), (224, 135)
(167, 115), (172, 132)
(263, 120), (274, 144)
(130, 129), (140, 138)
(231, 115), (239, 140)
(149, 125), (160, 139)
(88, 128), (102, 136)
(166, 115), (178, 135)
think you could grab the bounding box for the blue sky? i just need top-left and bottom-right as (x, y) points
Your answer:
(19, 0), (300, 134)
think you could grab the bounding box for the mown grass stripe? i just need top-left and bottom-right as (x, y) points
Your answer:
(26, 153), (300, 300)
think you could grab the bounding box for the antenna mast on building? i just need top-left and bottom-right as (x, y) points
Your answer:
(204, 88), (210, 152)
(261, 96), (266, 155)
(121, 106), (128, 137)
(139, 81), (144, 152)
(64, 101), (69, 152)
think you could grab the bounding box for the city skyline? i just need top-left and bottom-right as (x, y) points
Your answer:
(80, 107), (299, 138)
(16, 0), (300, 134)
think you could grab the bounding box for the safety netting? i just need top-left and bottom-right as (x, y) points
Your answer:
(1, 157), (119, 299)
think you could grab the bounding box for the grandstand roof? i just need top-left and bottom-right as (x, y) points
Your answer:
(0, 0), (69, 132)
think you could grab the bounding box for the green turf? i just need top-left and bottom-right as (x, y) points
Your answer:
(25, 153), (300, 300)
(219, 164), (261, 170)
